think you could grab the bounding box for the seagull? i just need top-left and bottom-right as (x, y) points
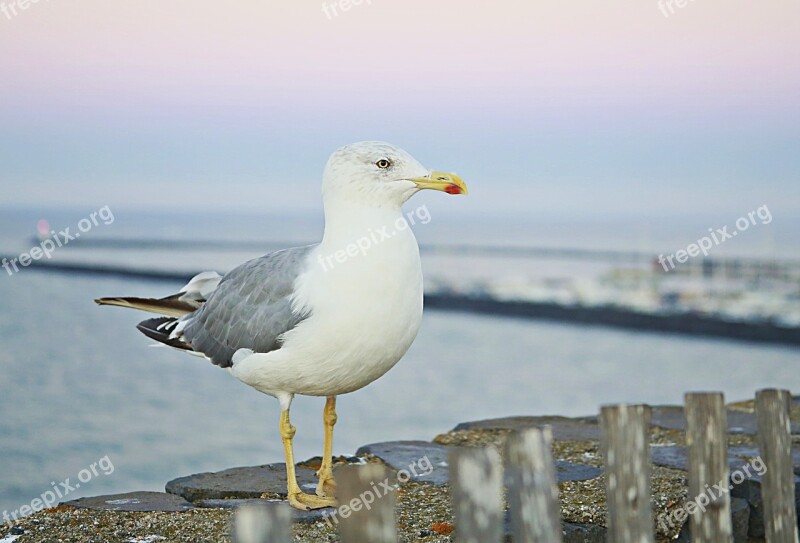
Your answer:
(96, 141), (468, 510)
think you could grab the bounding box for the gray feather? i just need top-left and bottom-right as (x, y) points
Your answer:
(178, 245), (314, 368)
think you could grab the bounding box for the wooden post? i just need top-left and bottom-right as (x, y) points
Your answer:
(755, 389), (799, 543)
(336, 464), (397, 543)
(505, 427), (563, 543)
(234, 503), (292, 543)
(685, 392), (733, 543)
(450, 446), (504, 543)
(600, 404), (655, 543)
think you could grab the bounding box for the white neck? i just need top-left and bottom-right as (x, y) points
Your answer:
(320, 196), (406, 247)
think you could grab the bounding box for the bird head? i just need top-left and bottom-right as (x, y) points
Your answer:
(322, 141), (468, 207)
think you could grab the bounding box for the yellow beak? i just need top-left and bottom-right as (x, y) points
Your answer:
(409, 171), (468, 195)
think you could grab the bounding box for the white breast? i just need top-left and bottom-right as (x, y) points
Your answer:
(230, 206), (424, 398)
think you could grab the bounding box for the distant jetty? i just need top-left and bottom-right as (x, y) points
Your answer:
(4, 256), (800, 348)
(426, 293), (800, 347)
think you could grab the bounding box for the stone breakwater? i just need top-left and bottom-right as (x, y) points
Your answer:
(3, 397), (799, 543)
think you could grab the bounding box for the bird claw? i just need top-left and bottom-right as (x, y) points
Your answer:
(288, 491), (337, 511)
(316, 475), (337, 499)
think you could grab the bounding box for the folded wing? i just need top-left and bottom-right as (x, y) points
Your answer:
(96, 246), (314, 368)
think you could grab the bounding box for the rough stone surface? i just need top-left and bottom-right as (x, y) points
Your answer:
(674, 497), (750, 542)
(731, 477), (766, 538)
(650, 445), (691, 471)
(729, 446), (800, 479)
(356, 441), (450, 486)
(358, 440), (602, 488)
(195, 499), (331, 523)
(561, 522), (607, 543)
(653, 443), (800, 539)
(452, 416), (601, 441)
(652, 444), (800, 479)
(502, 511), (606, 543)
(553, 461), (603, 483)
(730, 497), (751, 543)
(650, 405), (800, 435)
(729, 471), (800, 538)
(65, 491), (195, 512)
(165, 463), (320, 502)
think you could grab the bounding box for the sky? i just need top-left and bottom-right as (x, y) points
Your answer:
(0, 0), (798, 221)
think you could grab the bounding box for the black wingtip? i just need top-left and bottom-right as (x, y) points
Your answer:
(137, 317), (192, 351)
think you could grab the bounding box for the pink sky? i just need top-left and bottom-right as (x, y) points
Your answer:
(1, 1), (798, 216)
(2, 1), (798, 116)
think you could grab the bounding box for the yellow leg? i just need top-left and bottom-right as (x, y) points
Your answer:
(316, 396), (337, 498)
(279, 408), (336, 511)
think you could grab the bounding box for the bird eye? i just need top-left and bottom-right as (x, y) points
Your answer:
(376, 159), (392, 169)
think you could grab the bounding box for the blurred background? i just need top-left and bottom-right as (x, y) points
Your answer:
(1, 0), (798, 516)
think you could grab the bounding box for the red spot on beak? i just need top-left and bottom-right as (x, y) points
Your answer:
(444, 184), (463, 195)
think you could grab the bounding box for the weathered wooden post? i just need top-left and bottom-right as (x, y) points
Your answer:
(685, 392), (733, 543)
(505, 427), (564, 543)
(234, 502), (292, 543)
(755, 389), (799, 543)
(336, 463), (397, 543)
(600, 404), (655, 543)
(450, 446), (504, 543)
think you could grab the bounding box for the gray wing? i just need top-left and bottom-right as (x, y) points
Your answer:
(178, 245), (315, 368)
